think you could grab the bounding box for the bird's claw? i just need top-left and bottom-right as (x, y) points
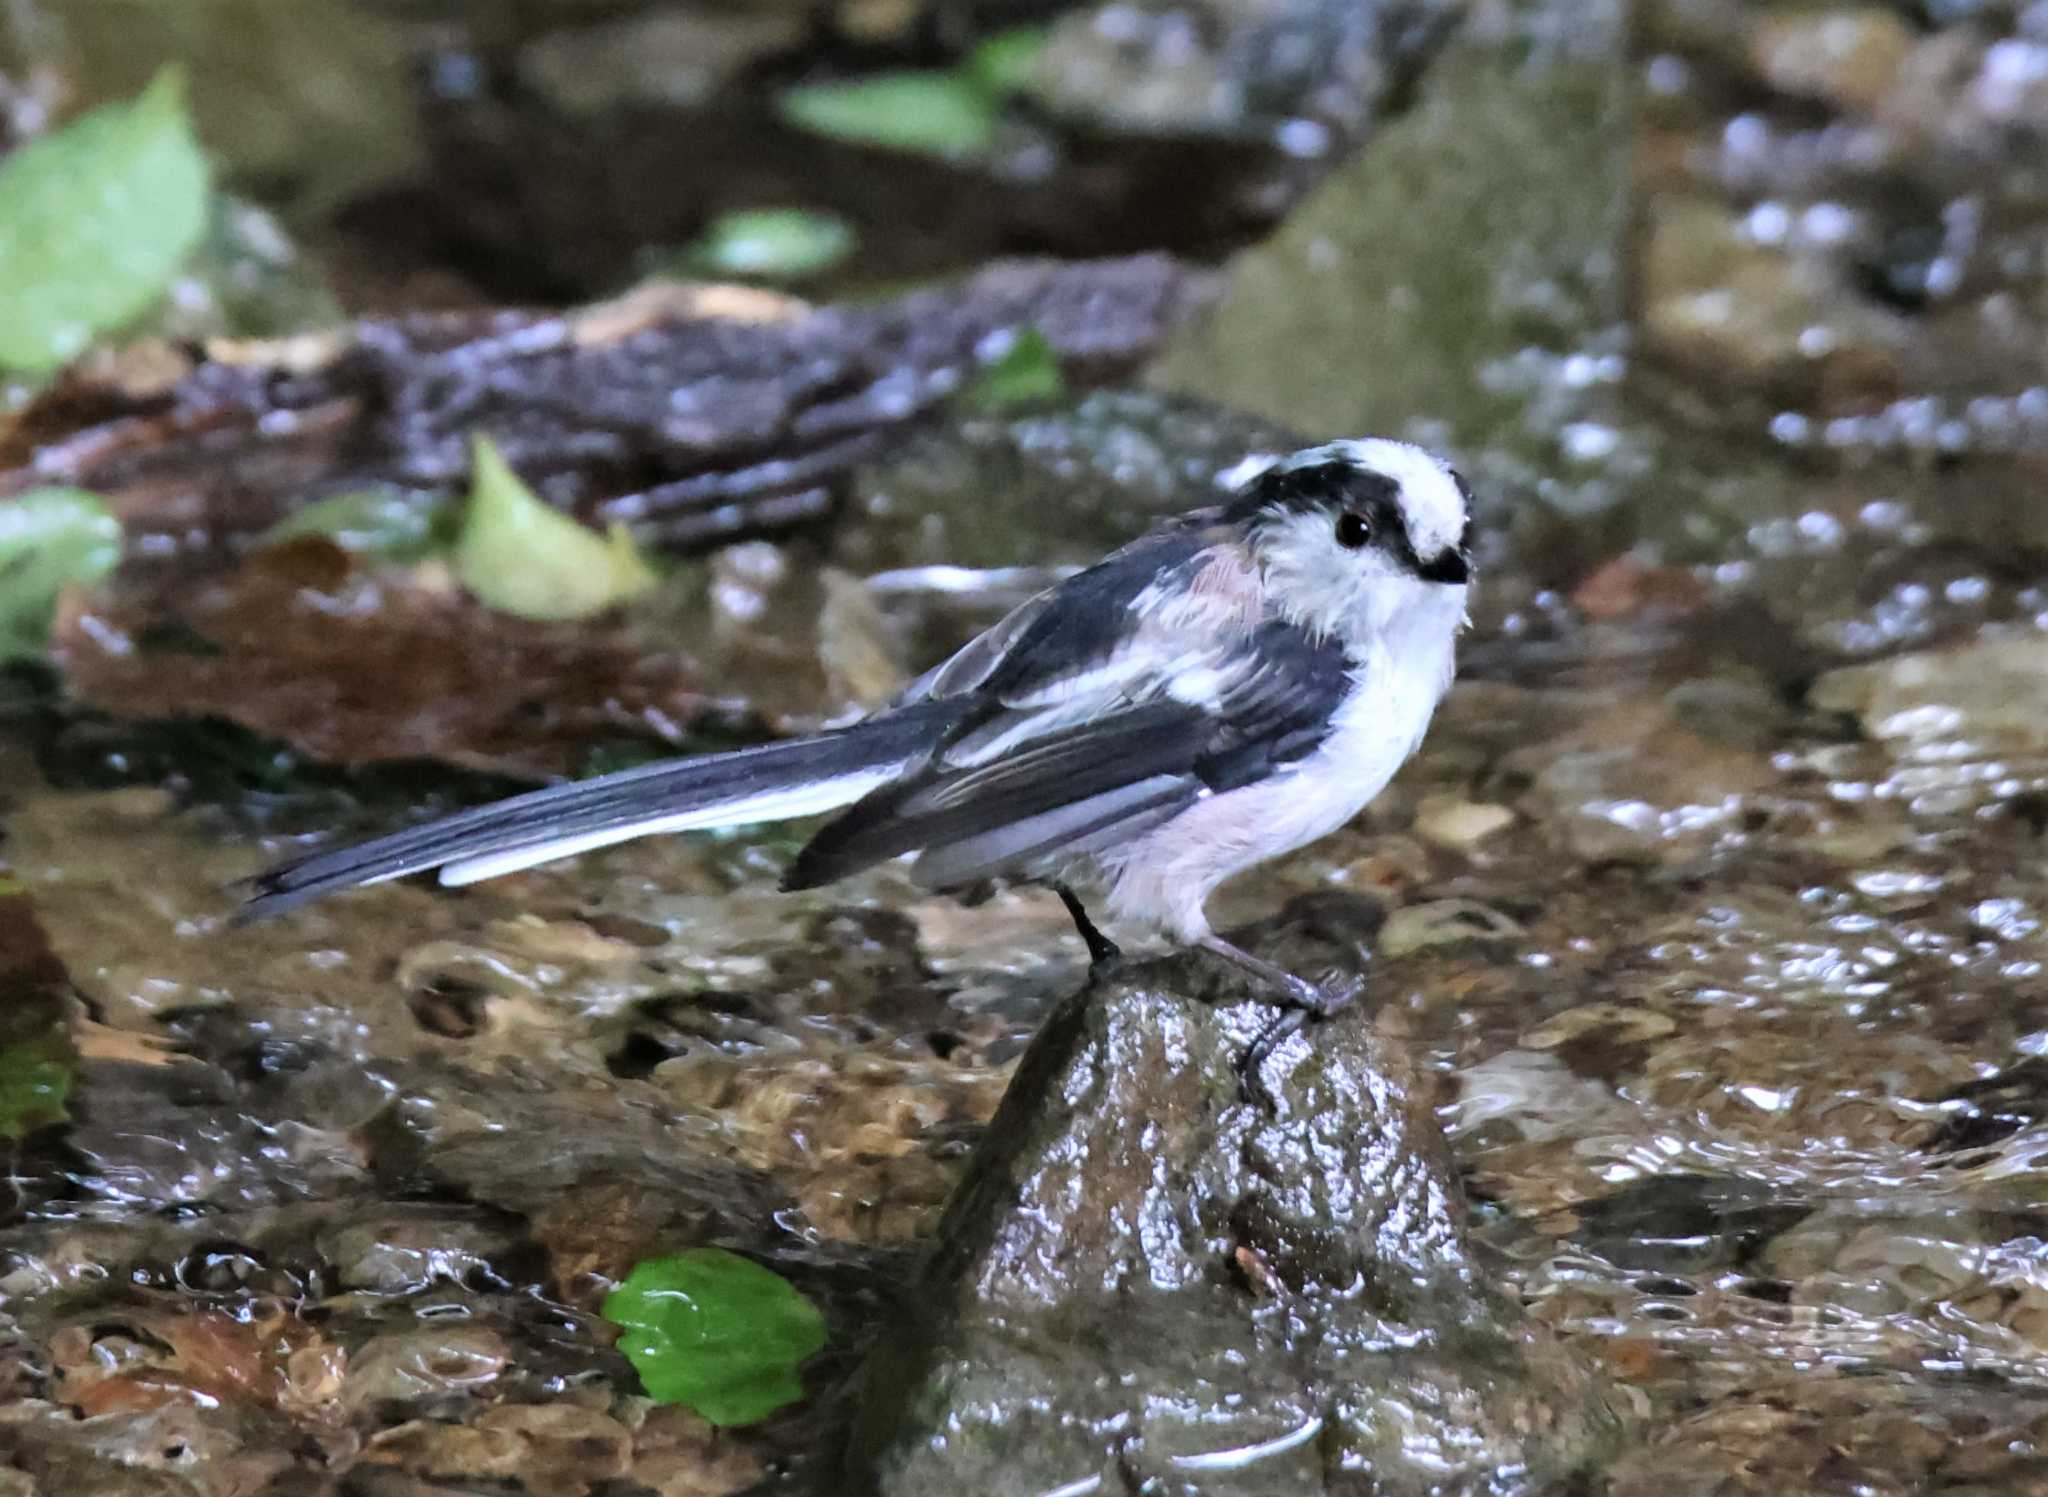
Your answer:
(1235, 969), (1366, 1108)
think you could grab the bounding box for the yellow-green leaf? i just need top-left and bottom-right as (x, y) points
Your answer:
(0, 70), (211, 373)
(967, 27), (1050, 96)
(0, 488), (123, 661)
(778, 72), (997, 158)
(684, 208), (856, 282)
(454, 436), (657, 621)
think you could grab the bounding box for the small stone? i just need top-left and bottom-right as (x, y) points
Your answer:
(1812, 633), (2048, 750)
(628, 1404), (766, 1497)
(1379, 899), (1524, 958)
(1513, 700), (1774, 863)
(482, 916), (642, 967)
(1524, 1003), (1678, 1050)
(365, 1404), (633, 1497)
(517, 10), (803, 116)
(1413, 794), (1516, 851)
(1453, 1049), (1637, 1145)
(834, 0), (921, 45)
(1751, 8), (1915, 114)
(341, 1327), (511, 1410)
(1331, 835), (1437, 897)
(2010, 1305), (2048, 1350)
(818, 567), (906, 710)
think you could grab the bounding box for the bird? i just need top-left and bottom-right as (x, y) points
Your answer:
(241, 438), (1473, 1080)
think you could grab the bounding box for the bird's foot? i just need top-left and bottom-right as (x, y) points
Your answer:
(1198, 936), (1365, 1108)
(1055, 884), (1122, 971)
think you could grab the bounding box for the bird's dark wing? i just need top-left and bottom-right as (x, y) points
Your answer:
(784, 520), (1354, 890)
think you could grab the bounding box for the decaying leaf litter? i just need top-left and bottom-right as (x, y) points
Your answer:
(8, 0), (2048, 1491)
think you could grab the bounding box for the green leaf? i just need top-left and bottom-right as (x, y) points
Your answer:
(601, 1249), (826, 1427)
(967, 27), (1050, 96)
(0, 1039), (72, 1140)
(0, 489), (123, 661)
(778, 72), (997, 158)
(262, 489), (446, 560)
(0, 69), (211, 373)
(684, 209), (856, 282)
(454, 436), (658, 621)
(960, 328), (1067, 413)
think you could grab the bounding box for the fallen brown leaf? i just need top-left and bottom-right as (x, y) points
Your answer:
(71, 1017), (181, 1066)
(52, 540), (737, 777)
(1571, 553), (1709, 620)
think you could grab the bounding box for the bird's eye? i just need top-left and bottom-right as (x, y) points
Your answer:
(1334, 511), (1372, 550)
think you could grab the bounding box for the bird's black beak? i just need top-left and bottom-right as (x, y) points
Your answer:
(1417, 547), (1470, 585)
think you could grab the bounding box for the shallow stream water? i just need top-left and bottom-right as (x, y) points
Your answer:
(5, 0), (2048, 1492)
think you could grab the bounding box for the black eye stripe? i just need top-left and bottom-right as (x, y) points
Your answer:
(1226, 456), (1470, 580)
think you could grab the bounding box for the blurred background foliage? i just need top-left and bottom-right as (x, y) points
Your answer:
(0, 0), (1427, 323)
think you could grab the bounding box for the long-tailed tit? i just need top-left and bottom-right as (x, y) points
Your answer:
(243, 439), (1474, 1065)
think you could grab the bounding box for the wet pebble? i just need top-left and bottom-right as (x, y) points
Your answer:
(341, 1326), (512, 1410)
(363, 1403), (633, 1497)
(1379, 897), (1525, 957)
(1750, 8), (1915, 115)
(1413, 794), (1517, 851)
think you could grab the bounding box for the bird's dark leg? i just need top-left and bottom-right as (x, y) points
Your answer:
(1197, 935), (1328, 1011)
(1199, 934), (1365, 1106)
(1055, 884), (1121, 968)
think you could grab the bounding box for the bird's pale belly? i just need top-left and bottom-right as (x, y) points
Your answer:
(1092, 656), (1445, 941)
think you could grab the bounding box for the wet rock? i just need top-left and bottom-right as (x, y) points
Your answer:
(1639, 195), (1904, 399)
(1812, 630), (2048, 752)
(62, 1054), (374, 1212)
(319, 1205), (527, 1295)
(1570, 553), (1710, 621)
(1508, 698), (1776, 864)
(848, 928), (1626, 1493)
(1030, 0), (1459, 148)
(516, 10), (803, 117)
(1810, 630), (2048, 818)
(6, 0), (423, 218)
(1150, 0), (1634, 518)
(2, 257), (1205, 559)
(363, 1403), (634, 1497)
(341, 1326), (513, 1411)
(836, 388), (1301, 577)
(1571, 1173), (1808, 1276)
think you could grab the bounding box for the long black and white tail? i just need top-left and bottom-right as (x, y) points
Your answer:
(237, 704), (961, 921)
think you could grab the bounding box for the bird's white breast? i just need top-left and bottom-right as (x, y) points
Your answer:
(1094, 613), (1458, 942)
